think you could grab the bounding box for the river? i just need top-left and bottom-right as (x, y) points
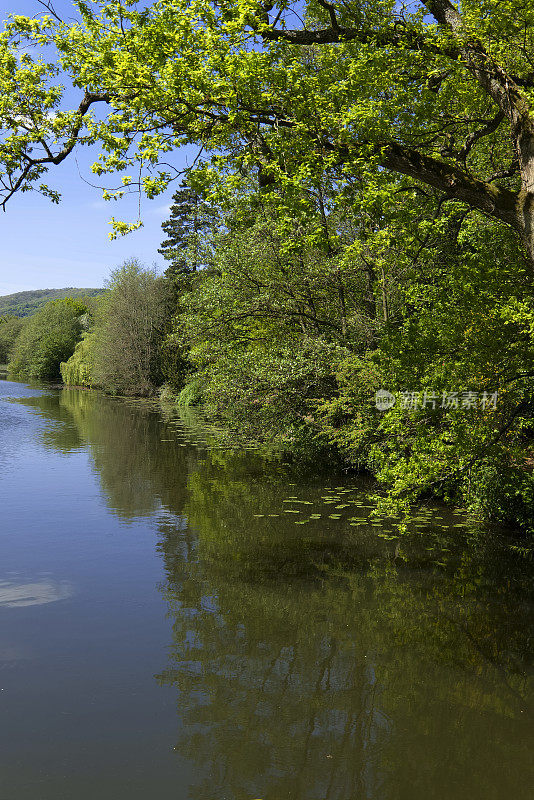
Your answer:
(0, 379), (533, 799)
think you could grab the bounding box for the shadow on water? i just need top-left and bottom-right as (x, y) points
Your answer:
(12, 385), (534, 800)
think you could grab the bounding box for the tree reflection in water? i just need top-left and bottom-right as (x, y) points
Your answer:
(18, 387), (534, 800)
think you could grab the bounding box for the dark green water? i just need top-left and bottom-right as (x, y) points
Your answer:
(0, 379), (533, 800)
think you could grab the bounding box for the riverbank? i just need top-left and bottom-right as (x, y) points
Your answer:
(9, 373), (532, 543)
(5, 257), (534, 539)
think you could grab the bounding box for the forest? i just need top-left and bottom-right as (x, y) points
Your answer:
(1, 0), (534, 531)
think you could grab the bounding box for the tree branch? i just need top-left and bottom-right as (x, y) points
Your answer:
(1, 90), (110, 211)
(257, 14), (448, 53)
(329, 139), (521, 231)
(457, 111), (505, 161)
(316, 0), (340, 30)
(422, 0), (534, 138)
(35, 0), (63, 22)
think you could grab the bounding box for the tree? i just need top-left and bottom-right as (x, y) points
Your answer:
(2, 1), (534, 263)
(157, 178), (220, 392)
(177, 201), (381, 443)
(174, 178), (534, 527)
(0, 315), (23, 363)
(8, 297), (89, 381)
(91, 259), (169, 395)
(158, 178), (217, 279)
(60, 332), (96, 387)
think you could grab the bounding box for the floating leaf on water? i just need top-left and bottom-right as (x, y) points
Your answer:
(335, 504), (349, 509)
(253, 514), (265, 518)
(329, 514), (342, 519)
(294, 520), (310, 525)
(309, 514), (321, 519)
(283, 509), (300, 514)
(268, 514), (280, 517)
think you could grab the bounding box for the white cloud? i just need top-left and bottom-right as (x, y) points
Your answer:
(0, 578), (74, 608)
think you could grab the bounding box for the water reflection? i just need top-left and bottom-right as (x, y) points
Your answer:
(17, 388), (194, 518)
(155, 462), (534, 800)
(13, 386), (534, 800)
(0, 578), (73, 608)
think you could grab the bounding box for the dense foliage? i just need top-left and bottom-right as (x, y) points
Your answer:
(60, 333), (96, 388)
(0, 314), (23, 363)
(170, 185), (534, 529)
(9, 298), (90, 381)
(91, 260), (169, 395)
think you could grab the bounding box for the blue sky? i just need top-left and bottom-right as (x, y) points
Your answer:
(0, 0), (191, 294)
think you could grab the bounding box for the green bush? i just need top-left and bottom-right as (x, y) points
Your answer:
(60, 332), (96, 387)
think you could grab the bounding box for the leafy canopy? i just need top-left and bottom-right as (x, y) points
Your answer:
(1, 0), (534, 257)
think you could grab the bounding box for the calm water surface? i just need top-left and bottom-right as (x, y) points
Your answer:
(0, 379), (533, 800)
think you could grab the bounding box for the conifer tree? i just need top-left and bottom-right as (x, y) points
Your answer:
(158, 180), (216, 280)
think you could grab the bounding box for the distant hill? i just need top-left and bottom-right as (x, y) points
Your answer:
(0, 288), (105, 318)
